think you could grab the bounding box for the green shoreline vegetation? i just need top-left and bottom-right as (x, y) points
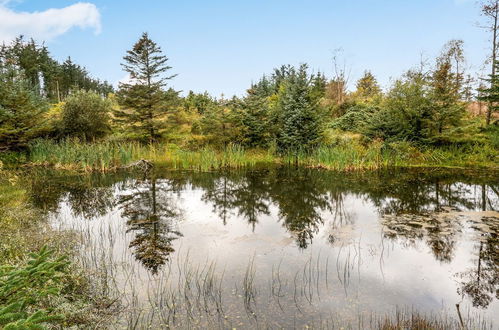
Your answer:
(0, 168), (117, 328)
(4, 134), (497, 172)
(0, 36), (497, 174)
(0, 1), (498, 327)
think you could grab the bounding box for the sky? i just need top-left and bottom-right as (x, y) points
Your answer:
(0, 0), (490, 97)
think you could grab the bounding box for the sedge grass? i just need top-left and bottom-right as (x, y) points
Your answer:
(24, 138), (498, 172)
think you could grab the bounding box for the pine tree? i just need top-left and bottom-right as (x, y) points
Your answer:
(115, 33), (176, 142)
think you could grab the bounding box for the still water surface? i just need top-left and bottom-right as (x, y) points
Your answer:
(28, 168), (498, 328)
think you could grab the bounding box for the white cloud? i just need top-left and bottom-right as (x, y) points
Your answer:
(0, 2), (101, 43)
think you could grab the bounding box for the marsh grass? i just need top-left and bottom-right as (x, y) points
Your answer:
(24, 138), (498, 172)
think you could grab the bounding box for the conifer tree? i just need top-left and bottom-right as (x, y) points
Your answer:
(240, 79), (273, 147)
(354, 71), (382, 100)
(0, 66), (47, 150)
(276, 64), (322, 153)
(478, 60), (499, 121)
(431, 59), (465, 134)
(115, 33), (176, 142)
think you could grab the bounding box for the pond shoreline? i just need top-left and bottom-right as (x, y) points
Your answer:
(1, 139), (498, 173)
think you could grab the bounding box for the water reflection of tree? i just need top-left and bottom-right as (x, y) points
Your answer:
(25, 168), (498, 263)
(27, 170), (122, 218)
(118, 177), (182, 274)
(230, 171), (270, 230)
(269, 168), (333, 248)
(198, 174), (240, 225)
(372, 175), (476, 215)
(457, 186), (498, 309)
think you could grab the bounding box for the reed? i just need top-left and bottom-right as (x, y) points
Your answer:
(24, 138), (498, 172)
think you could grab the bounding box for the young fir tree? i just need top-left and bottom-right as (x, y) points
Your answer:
(354, 71), (382, 101)
(0, 65), (48, 150)
(115, 33), (176, 142)
(430, 59), (465, 135)
(276, 64), (322, 154)
(240, 79), (273, 147)
(478, 60), (499, 122)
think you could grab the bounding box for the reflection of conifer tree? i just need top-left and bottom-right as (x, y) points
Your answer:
(231, 171), (270, 231)
(201, 176), (239, 225)
(370, 173), (477, 215)
(457, 228), (498, 308)
(457, 188), (498, 308)
(269, 169), (332, 249)
(118, 177), (182, 274)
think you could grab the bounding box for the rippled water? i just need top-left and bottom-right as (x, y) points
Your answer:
(27, 167), (498, 328)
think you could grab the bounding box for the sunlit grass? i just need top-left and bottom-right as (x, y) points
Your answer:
(24, 138), (498, 172)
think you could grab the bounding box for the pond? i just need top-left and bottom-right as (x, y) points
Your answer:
(25, 167), (498, 328)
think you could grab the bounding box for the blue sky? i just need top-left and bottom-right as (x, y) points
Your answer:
(0, 0), (489, 97)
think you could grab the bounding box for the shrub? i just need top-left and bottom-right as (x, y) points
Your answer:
(60, 90), (112, 141)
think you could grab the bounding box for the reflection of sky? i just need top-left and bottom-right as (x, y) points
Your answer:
(50, 178), (498, 326)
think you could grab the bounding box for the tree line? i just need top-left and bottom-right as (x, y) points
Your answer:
(1, 1), (498, 152)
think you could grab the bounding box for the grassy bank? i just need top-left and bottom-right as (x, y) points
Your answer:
(13, 138), (498, 172)
(0, 169), (117, 328)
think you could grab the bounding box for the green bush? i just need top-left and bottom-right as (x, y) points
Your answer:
(60, 90), (112, 141)
(331, 103), (379, 132)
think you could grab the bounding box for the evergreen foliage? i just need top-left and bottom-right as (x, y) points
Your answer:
(0, 66), (48, 150)
(0, 36), (113, 101)
(115, 32), (177, 142)
(275, 64), (323, 153)
(478, 60), (499, 122)
(354, 71), (382, 101)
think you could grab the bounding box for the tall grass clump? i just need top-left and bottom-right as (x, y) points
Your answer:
(29, 139), (143, 171)
(165, 144), (271, 171)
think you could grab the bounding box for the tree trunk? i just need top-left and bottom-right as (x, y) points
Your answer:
(487, 4), (499, 125)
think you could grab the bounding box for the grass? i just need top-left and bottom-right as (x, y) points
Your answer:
(2, 137), (497, 172)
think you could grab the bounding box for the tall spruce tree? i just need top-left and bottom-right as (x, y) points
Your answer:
(240, 79), (273, 147)
(115, 33), (176, 142)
